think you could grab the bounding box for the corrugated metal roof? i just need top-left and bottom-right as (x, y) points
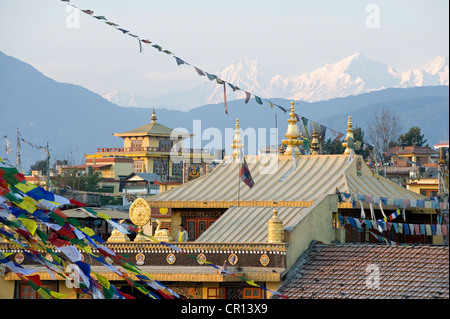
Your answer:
(147, 154), (424, 204)
(196, 206), (311, 243)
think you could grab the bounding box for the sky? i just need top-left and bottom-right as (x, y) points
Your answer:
(0, 0), (448, 100)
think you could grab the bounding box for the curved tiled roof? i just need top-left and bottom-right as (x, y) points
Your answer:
(273, 242), (449, 299)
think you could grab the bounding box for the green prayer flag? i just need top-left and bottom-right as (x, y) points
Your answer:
(254, 96), (263, 105)
(48, 212), (65, 226)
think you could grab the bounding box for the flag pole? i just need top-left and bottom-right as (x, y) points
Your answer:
(237, 160), (240, 206)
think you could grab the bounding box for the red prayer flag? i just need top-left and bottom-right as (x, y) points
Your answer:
(223, 83), (228, 114)
(244, 91), (251, 104)
(69, 198), (86, 207)
(26, 275), (43, 287)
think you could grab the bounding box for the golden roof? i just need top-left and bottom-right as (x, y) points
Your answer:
(113, 108), (191, 138)
(145, 153), (425, 208)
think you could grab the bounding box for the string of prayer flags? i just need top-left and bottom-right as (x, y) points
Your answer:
(336, 190), (448, 210)
(0, 165), (181, 299)
(1, 164), (289, 299)
(341, 215), (449, 240)
(58, 1), (296, 116)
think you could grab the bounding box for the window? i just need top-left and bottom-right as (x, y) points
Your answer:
(133, 160), (143, 172)
(17, 282), (57, 299)
(130, 139), (142, 151)
(207, 287), (226, 299)
(153, 160), (168, 176)
(185, 218), (217, 241)
(159, 139), (172, 151)
(420, 189), (438, 197)
(243, 288), (262, 299)
(172, 162), (183, 176)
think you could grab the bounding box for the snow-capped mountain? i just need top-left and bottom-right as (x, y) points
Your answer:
(102, 89), (152, 108)
(103, 53), (449, 109)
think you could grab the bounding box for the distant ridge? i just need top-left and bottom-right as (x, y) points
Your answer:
(1, 51), (448, 171)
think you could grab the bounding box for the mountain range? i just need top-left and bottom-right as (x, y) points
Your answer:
(0, 51), (448, 172)
(103, 53), (449, 111)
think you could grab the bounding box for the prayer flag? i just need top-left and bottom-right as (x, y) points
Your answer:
(244, 91), (251, 104)
(18, 217), (37, 235)
(254, 96), (263, 105)
(239, 157), (254, 189)
(174, 56), (185, 66)
(223, 83), (228, 114)
(194, 67), (205, 76)
(205, 72), (217, 81)
(60, 245), (82, 263)
(152, 44), (162, 51)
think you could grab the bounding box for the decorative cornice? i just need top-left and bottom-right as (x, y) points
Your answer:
(146, 200), (315, 209)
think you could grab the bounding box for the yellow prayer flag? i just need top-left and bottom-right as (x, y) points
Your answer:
(17, 196), (37, 213)
(18, 217), (37, 235)
(15, 182), (37, 193)
(246, 280), (260, 287)
(37, 288), (52, 299)
(50, 291), (67, 299)
(97, 213), (111, 220)
(80, 227), (95, 237)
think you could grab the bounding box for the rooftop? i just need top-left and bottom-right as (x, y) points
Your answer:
(274, 242), (449, 299)
(113, 108), (191, 138)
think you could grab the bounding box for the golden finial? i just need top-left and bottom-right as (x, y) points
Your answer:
(281, 101), (303, 155)
(151, 108), (157, 124)
(231, 118), (244, 159)
(342, 116), (354, 154)
(310, 131), (320, 155)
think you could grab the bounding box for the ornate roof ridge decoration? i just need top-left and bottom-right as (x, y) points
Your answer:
(281, 101), (303, 155)
(129, 197), (151, 242)
(145, 200), (315, 208)
(310, 131), (320, 155)
(231, 118), (244, 160)
(342, 115), (354, 155)
(150, 107), (157, 124)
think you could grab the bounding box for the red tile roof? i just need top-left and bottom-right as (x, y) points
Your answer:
(274, 242), (448, 299)
(388, 146), (438, 156)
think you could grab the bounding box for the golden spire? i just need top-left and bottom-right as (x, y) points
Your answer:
(281, 101), (303, 155)
(342, 116), (354, 154)
(231, 118), (244, 159)
(151, 108), (157, 124)
(310, 131), (320, 155)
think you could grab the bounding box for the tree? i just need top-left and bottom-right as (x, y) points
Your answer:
(367, 109), (403, 163)
(397, 126), (427, 146)
(323, 138), (344, 154)
(353, 126), (370, 160)
(30, 159), (48, 175)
